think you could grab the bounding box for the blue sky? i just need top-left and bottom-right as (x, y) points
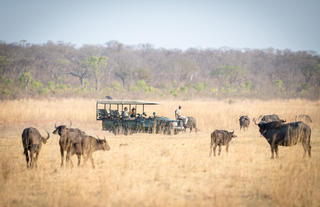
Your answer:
(0, 0), (319, 52)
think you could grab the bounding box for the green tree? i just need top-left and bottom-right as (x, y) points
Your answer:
(193, 82), (207, 92)
(273, 79), (284, 94)
(18, 71), (32, 90)
(0, 56), (11, 76)
(241, 80), (252, 93)
(87, 56), (108, 91)
(136, 80), (154, 94)
(180, 86), (188, 94)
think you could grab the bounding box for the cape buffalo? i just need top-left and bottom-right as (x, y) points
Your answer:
(257, 120), (311, 159)
(210, 130), (237, 156)
(184, 116), (198, 133)
(52, 124), (85, 167)
(69, 135), (110, 168)
(22, 127), (50, 168)
(239, 115), (250, 131)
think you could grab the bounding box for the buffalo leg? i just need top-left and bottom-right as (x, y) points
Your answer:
(308, 145), (311, 157)
(65, 150), (70, 167)
(77, 154), (81, 167)
(270, 146), (275, 159)
(274, 145), (279, 158)
(226, 144), (229, 153)
(302, 143), (311, 158)
(302, 143), (307, 157)
(34, 152), (39, 168)
(30, 149), (35, 168)
(218, 145), (222, 156)
(90, 155), (95, 169)
(60, 146), (64, 167)
(24, 148), (30, 168)
(213, 144), (217, 156)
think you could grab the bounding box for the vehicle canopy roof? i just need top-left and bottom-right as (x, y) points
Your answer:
(97, 99), (159, 105)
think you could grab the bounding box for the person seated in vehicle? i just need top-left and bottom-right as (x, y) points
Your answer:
(142, 112), (147, 118)
(175, 105), (188, 126)
(152, 112), (157, 119)
(98, 109), (108, 119)
(130, 107), (136, 118)
(122, 107), (129, 119)
(110, 109), (120, 119)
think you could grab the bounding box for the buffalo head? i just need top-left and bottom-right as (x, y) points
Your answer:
(53, 123), (67, 136)
(229, 130), (237, 138)
(96, 136), (111, 151)
(257, 120), (286, 135)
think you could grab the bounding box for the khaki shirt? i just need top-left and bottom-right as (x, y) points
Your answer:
(175, 109), (182, 119)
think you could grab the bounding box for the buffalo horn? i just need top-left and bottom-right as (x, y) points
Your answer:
(45, 130), (50, 139)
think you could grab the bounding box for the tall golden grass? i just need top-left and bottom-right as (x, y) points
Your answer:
(0, 98), (319, 207)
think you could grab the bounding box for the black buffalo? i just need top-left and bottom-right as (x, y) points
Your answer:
(209, 130), (237, 156)
(22, 127), (50, 168)
(184, 116), (198, 133)
(52, 124), (86, 167)
(239, 115), (250, 131)
(257, 120), (311, 159)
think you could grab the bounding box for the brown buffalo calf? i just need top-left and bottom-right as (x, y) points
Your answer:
(210, 130), (237, 156)
(70, 135), (110, 168)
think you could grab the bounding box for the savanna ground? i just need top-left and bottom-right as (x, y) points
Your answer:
(0, 98), (319, 207)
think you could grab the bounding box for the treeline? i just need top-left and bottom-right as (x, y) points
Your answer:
(0, 40), (319, 100)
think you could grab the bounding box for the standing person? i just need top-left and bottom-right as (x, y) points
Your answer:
(175, 106), (188, 126)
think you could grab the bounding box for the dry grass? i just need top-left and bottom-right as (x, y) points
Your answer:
(0, 98), (319, 207)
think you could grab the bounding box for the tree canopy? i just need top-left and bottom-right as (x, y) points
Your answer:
(0, 41), (319, 100)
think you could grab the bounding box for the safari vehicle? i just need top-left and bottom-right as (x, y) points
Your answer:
(96, 99), (184, 135)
